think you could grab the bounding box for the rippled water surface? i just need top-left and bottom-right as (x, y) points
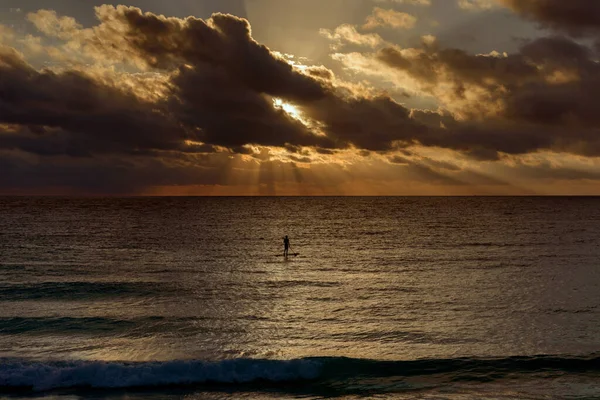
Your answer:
(0, 197), (599, 399)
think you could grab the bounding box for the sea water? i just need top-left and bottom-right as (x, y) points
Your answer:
(0, 197), (599, 399)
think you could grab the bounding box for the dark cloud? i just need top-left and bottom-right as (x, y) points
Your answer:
(410, 109), (459, 129)
(377, 44), (539, 99)
(90, 6), (327, 103)
(2, 7), (339, 160)
(4, 4), (600, 193)
(288, 155), (313, 163)
(169, 64), (335, 149)
(0, 46), (196, 155)
(315, 148), (337, 155)
(500, 0), (600, 37)
(20, 5), (430, 153)
(389, 155), (410, 164)
(305, 66), (335, 81)
(90, 6), (428, 152)
(376, 35), (600, 159)
(303, 94), (426, 151)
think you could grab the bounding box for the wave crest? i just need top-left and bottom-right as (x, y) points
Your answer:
(0, 358), (322, 392)
(1, 354), (599, 393)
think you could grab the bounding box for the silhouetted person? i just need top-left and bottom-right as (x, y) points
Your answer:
(283, 235), (290, 257)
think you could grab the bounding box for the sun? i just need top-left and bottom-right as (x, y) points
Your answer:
(273, 98), (303, 121)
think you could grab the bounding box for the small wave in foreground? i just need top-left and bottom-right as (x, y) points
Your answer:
(1, 354), (599, 394)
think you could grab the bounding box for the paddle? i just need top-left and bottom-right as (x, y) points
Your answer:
(288, 245), (299, 257)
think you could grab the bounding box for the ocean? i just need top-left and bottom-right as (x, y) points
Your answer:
(0, 197), (599, 399)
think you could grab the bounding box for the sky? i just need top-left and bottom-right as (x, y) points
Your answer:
(1, 0), (600, 195)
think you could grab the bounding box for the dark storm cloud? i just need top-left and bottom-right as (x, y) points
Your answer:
(2, 7), (338, 156)
(1, 5), (438, 192)
(375, 35), (600, 158)
(377, 44), (539, 97)
(417, 123), (550, 160)
(5, 3), (600, 194)
(32, 5), (345, 150)
(410, 109), (460, 129)
(315, 148), (337, 155)
(0, 46), (201, 156)
(101, 5), (430, 152)
(503, 37), (600, 128)
(304, 66), (336, 81)
(15, 5), (600, 161)
(169, 64), (336, 149)
(303, 95), (426, 151)
(389, 155), (410, 164)
(89, 6), (327, 102)
(500, 0), (600, 37)
(23, 5), (428, 152)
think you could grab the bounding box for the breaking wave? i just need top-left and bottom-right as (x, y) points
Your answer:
(1, 354), (599, 394)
